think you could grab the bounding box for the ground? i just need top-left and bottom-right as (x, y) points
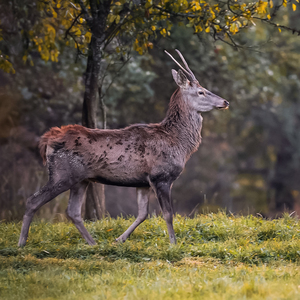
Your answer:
(1, 213), (300, 299)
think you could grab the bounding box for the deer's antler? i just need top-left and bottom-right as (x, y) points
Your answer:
(164, 49), (197, 82)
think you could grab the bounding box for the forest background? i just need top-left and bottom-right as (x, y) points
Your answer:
(1, 0), (300, 221)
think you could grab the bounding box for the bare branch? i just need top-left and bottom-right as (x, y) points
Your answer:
(254, 17), (300, 35)
(104, 3), (131, 46)
(78, 0), (92, 26)
(68, 33), (86, 61)
(226, 33), (240, 51)
(153, 4), (197, 18)
(64, 12), (83, 40)
(101, 54), (131, 100)
(69, 2), (81, 11)
(97, 52), (131, 130)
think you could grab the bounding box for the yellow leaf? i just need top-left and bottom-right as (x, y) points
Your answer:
(195, 25), (203, 32)
(85, 32), (92, 43)
(214, 24), (220, 31)
(257, 1), (268, 14)
(151, 25), (156, 31)
(278, 27), (281, 32)
(1, 59), (15, 74)
(267, 14), (271, 19)
(107, 14), (116, 24)
(205, 27), (210, 33)
(160, 28), (167, 37)
(57, 3), (61, 8)
(50, 6), (57, 18)
(269, 0), (273, 8)
(293, 3), (297, 10)
(230, 23), (239, 34)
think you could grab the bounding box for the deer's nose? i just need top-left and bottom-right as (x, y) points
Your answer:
(224, 100), (229, 107)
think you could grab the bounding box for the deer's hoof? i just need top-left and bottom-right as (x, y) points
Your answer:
(114, 237), (125, 244)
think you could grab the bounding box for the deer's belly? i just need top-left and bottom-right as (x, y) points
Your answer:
(88, 174), (150, 187)
(87, 154), (184, 187)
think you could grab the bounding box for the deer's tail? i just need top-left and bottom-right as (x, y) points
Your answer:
(39, 127), (62, 166)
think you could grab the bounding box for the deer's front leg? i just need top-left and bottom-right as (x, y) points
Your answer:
(116, 187), (150, 242)
(150, 180), (176, 244)
(66, 181), (96, 246)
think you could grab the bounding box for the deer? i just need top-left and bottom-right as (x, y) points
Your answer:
(18, 49), (229, 247)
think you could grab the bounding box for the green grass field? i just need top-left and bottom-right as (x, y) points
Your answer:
(1, 213), (300, 299)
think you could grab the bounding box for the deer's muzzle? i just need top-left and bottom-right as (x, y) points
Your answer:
(217, 100), (229, 110)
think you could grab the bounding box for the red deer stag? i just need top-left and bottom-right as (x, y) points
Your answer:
(18, 49), (229, 247)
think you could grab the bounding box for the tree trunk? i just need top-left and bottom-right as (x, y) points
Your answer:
(79, 0), (112, 220)
(81, 35), (105, 220)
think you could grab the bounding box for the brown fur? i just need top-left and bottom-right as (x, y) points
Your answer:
(39, 125), (96, 165)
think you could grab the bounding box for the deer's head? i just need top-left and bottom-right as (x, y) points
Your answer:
(165, 50), (229, 113)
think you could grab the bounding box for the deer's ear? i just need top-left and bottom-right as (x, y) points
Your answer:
(172, 69), (189, 88)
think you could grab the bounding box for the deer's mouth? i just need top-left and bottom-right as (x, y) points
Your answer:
(217, 106), (229, 110)
(217, 100), (229, 110)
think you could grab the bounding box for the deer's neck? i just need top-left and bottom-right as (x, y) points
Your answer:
(161, 88), (202, 157)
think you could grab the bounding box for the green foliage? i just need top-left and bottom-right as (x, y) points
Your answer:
(2, 214), (300, 299)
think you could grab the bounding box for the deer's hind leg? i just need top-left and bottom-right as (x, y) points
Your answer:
(18, 148), (86, 247)
(18, 179), (74, 247)
(116, 187), (150, 243)
(66, 181), (96, 246)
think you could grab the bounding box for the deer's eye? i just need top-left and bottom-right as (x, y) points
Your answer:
(198, 91), (204, 96)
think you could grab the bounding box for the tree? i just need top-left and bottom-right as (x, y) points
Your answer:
(1, 0), (299, 219)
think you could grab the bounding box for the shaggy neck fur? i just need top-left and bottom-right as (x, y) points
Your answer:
(161, 88), (202, 158)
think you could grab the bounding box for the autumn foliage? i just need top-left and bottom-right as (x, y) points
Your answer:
(0, 0), (298, 73)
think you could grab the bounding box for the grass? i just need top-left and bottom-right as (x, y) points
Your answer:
(1, 213), (300, 299)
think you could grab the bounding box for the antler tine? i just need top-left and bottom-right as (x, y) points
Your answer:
(164, 50), (193, 80)
(175, 49), (196, 81)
